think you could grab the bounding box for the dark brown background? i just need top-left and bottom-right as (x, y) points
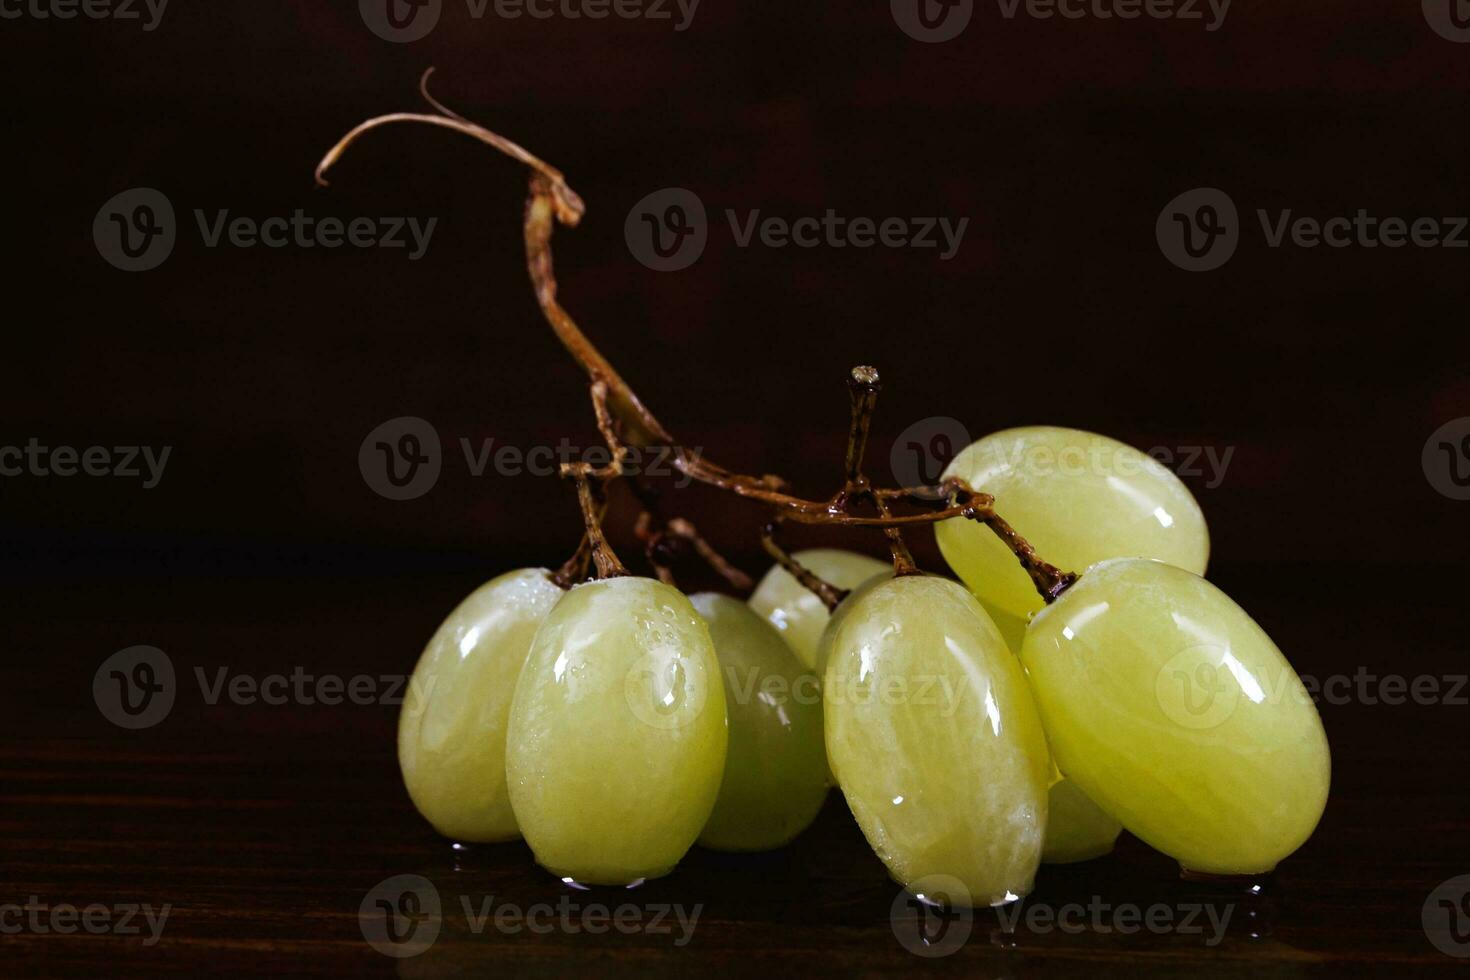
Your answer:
(3, 1), (1469, 976)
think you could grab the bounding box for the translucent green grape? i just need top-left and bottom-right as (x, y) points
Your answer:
(936, 426), (1209, 651)
(748, 548), (891, 669)
(690, 593), (828, 852)
(1021, 558), (1330, 875)
(824, 575), (1050, 905)
(1042, 777), (1123, 864)
(506, 576), (727, 884)
(811, 571), (891, 678)
(398, 568), (563, 843)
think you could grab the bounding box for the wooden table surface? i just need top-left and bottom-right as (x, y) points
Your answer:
(3, 565), (1467, 977)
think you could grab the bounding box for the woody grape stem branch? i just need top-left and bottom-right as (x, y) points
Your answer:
(314, 72), (1079, 602)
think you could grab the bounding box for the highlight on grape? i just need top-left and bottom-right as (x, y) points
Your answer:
(315, 75), (1330, 917)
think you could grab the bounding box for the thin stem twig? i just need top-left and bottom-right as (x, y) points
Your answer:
(761, 520), (846, 613)
(567, 468), (627, 579)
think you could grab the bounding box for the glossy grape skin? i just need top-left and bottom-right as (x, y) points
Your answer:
(1042, 778), (1123, 864)
(811, 571), (891, 678)
(397, 568), (563, 843)
(690, 593), (829, 852)
(1021, 558), (1331, 875)
(935, 426), (1209, 651)
(749, 549), (891, 670)
(506, 577), (727, 884)
(824, 576), (1050, 906)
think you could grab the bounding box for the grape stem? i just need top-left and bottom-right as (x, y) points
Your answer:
(314, 70), (1079, 604)
(565, 465), (628, 580)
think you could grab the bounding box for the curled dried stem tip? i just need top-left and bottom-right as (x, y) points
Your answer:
(313, 68), (585, 227)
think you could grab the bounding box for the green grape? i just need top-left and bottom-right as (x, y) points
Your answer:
(748, 548), (891, 670)
(398, 568), (563, 843)
(824, 575), (1050, 906)
(690, 593), (828, 852)
(811, 571), (891, 678)
(506, 576), (727, 884)
(936, 426), (1209, 650)
(1043, 777), (1122, 864)
(1021, 558), (1330, 875)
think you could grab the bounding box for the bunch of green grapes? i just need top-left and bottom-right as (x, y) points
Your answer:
(395, 425), (1327, 898)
